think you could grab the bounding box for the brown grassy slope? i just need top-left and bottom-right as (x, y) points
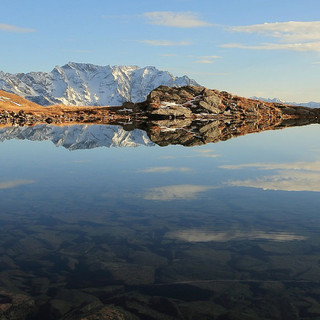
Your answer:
(0, 90), (112, 115)
(0, 90), (45, 113)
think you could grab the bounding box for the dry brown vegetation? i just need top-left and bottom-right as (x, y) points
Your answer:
(0, 90), (112, 115)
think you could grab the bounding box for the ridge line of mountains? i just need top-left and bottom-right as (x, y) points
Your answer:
(0, 62), (199, 107)
(0, 62), (318, 108)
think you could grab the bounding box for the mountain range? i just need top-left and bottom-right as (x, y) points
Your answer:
(0, 62), (318, 109)
(250, 96), (320, 109)
(0, 62), (199, 107)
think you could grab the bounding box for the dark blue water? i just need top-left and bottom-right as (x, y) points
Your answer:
(1, 124), (320, 319)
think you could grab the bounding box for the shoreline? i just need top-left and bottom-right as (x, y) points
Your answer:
(1, 86), (320, 127)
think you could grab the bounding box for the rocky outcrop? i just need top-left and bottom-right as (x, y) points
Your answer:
(143, 85), (320, 121)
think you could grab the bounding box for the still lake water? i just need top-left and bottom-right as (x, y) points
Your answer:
(1, 123), (320, 319)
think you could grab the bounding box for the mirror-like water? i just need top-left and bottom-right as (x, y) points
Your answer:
(1, 123), (320, 319)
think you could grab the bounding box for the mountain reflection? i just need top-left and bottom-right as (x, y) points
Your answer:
(0, 116), (319, 150)
(0, 124), (154, 149)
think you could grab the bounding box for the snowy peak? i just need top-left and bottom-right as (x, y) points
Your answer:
(0, 63), (199, 107)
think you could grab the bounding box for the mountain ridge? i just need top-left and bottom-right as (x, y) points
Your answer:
(0, 62), (199, 107)
(250, 96), (320, 109)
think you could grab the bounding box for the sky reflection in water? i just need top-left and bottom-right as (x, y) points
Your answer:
(1, 124), (320, 319)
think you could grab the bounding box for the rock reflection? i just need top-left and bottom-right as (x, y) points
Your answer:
(145, 117), (320, 147)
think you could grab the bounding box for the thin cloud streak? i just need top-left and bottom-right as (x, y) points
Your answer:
(0, 23), (35, 33)
(220, 41), (320, 52)
(139, 40), (192, 46)
(143, 11), (213, 28)
(194, 56), (221, 64)
(230, 21), (320, 42)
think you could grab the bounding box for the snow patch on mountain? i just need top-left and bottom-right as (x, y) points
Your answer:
(0, 124), (154, 150)
(0, 62), (200, 107)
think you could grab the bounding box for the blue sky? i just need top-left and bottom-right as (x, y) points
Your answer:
(1, 0), (320, 102)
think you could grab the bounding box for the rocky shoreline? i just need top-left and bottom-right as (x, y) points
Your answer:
(1, 85), (320, 127)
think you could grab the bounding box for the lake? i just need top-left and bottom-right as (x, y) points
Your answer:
(1, 122), (320, 319)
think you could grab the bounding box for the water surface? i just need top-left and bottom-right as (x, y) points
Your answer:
(1, 123), (320, 319)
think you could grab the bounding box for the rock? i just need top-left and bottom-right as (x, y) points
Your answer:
(0, 289), (35, 320)
(150, 105), (192, 118)
(220, 91), (233, 99)
(204, 94), (221, 107)
(198, 101), (220, 114)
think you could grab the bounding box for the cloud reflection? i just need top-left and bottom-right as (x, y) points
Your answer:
(139, 166), (191, 173)
(143, 184), (213, 200)
(167, 229), (306, 242)
(0, 180), (35, 189)
(220, 161), (320, 171)
(221, 160), (320, 192)
(227, 171), (320, 192)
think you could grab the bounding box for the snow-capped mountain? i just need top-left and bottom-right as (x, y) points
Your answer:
(251, 96), (320, 109)
(0, 62), (199, 106)
(0, 124), (154, 150)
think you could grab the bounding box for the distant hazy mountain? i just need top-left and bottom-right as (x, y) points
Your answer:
(0, 62), (199, 106)
(0, 124), (154, 150)
(251, 96), (320, 109)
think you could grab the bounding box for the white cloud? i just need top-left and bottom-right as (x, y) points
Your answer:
(230, 21), (320, 42)
(220, 41), (320, 52)
(139, 40), (192, 46)
(0, 23), (35, 33)
(139, 166), (191, 173)
(143, 184), (213, 200)
(143, 11), (213, 28)
(167, 229), (306, 242)
(223, 21), (320, 53)
(0, 180), (35, 189)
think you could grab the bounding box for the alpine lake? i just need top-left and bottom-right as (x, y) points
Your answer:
(1, 119), (320, 320)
